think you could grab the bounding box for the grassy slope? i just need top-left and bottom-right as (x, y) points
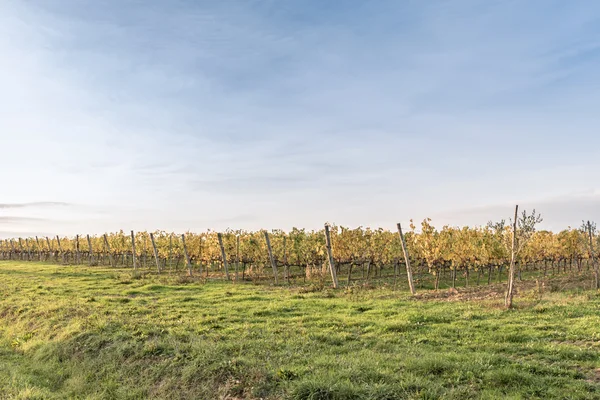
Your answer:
(0, 261), (599, 400)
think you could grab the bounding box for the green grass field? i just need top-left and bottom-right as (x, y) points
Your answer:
(0, 261), (599, 399)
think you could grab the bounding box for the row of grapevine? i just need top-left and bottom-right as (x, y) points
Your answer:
(1, 215), (598, 292)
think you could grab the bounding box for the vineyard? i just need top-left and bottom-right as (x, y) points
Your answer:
(2, 210), (600, 399)
(2, 210), (599, 298)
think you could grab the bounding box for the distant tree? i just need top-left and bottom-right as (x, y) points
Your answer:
(581, 221), (599, 289)
(505, 207), (543, 309)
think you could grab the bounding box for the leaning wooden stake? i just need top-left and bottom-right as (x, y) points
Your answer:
(86, 235), (93, 265)
(217, 233), (231, 281)
(18, 238), (24, 260)
(199, 237), (204, 277)
(505, 205), (519, 308)
(35, 236), (42, 261)
(25, 238), (31, 261)
(235, 235), (240, 282)
(103, 234), (115, 267)
(130, 231), (138, 270)
(169, 234), (173, 271)
(181, 234), (192, 276)
(264, 231), (279, 284)
(397, 223), (416, 295)
(587, 221), (599, 290)
(149, 233), (161, 274)
(283, 235), (290, 284)
(324, 224), (339, 289)
(10, 240), (16, 260)
(56, 236), (64, 264)
(75, 235), (81, 264)
(142, 236), (147, 270)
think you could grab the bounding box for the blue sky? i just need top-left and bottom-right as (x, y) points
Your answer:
(1, 0), (600, 236)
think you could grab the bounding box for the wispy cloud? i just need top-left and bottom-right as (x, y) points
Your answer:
(0, 202), (71, 209)
(0, 1), (599, 234)
(0, 231), (54, 239)
(0, 216), (48, 222)
(429, 193), (600, 231)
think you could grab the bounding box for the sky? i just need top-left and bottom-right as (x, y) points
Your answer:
(1, 0), (600, 237)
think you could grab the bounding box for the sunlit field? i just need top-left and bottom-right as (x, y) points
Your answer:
(1, 261), (599, 399)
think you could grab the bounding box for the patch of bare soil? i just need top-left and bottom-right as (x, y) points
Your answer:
(589, 368), (600, 384)
(414, 284), (506, 302)
(413, 273), (596, 303)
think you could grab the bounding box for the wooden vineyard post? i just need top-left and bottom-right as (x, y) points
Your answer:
(56, 236), (64, 264)
(142, 236), (147, 270)
(35, 236), (42, 261)
(45, 237), (52, 261)
(505, 205), (519, 309)
(324, 224), (339, 289)
(264, 231), (279, 284)
(169, 234), (173, 271)
(75, 235), (80, 264)
(10, 240), (16, 260)
(181, 234), (192, 276)
(283, 235), (289, 284)
(86, 235), (93, 265)
(25, 238), (31, 261)
(217, 233), (231, 281)
(103, 234), (115, 268)
(199, 236), (205, 277)
(396, 223), (416, 295)
(150, 233), (161, 274)
(235, 234), (240, 282)
(18, 238), (24, 260)
(587, 221), (599, 290)
(130, 231), (138, 271)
